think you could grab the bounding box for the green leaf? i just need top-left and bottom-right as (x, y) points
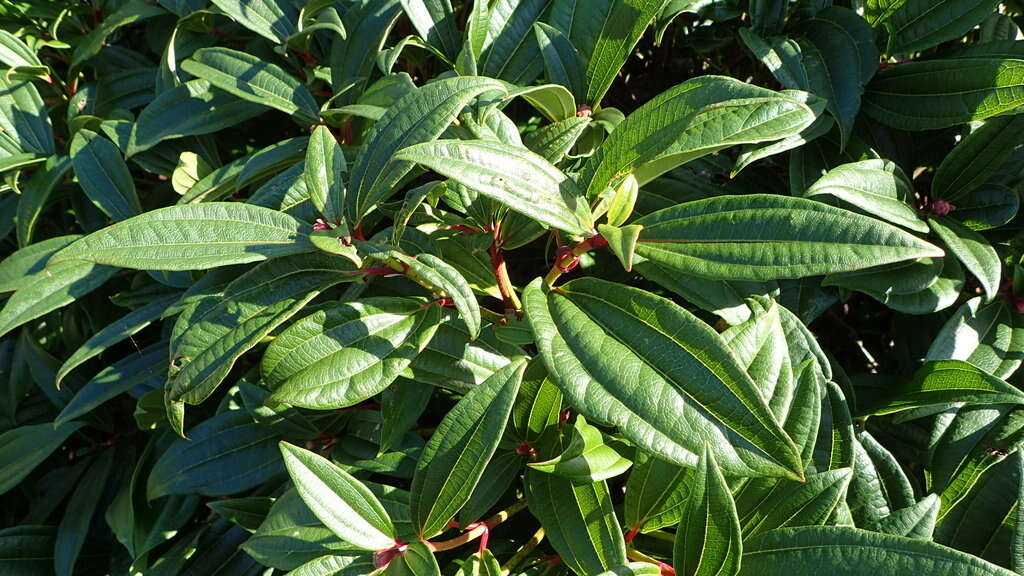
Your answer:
(511, 358), (563, 449)
(674, 445), (742, 576)
(401, 0), (460, 60)
(380, 379), (432, 454)
(0, 260), (117, 340)
(207, 497), (275, 531)
(384, 541), (440, 576)
(182, 48), (319, 124)
(793, 8), (878, 147)
(17, 156), (72, 247)
(523, 116), (591, 164)
(148, 410), (283, 498)
(548, 0), (669, 106)
(533, 22), (588, 104)
(394, 139), (593, 236)
(598, 223), (642, 272)
(0, 235), (79, 294)
(56, 292), (178, 386)
(740, 469), (853, 537)
(632, 194), (943, 282)
(0, 526), (60, 576)
(874, 359), (1024, 415)
(929, 216), (1001, 301)
(804, 160), (927, 233)
(410, 359), (525, 537)
(0, 422), (84, 495)
(926, 297), (1024, 380)
(70, 129), (142, 221)
(55, 340), (167, 425)
(347, 76), (506, 224)
(0, 74), (54, 155)
(579, 76), (815, 200)
(529, 415), (632, 482)
(279, 441), (396, 551)
(525, 470), (628, 576)
(286, 555), (375, 576)
(866, 0), (1002, 54)
(863, 57), (1024, 131)
(49, 203), (315, 271)
(305, 125), (346, 224)
(129, 80), (265, 155)
(399, 252), (482, 340)
(211, 0), (298, 43)
(0, 30), (41, 68)
(869, 494), (941, 540)
(624, 453), (690, 533)
(477, 0), (548, 84)
(932, 115), (1024, 203)
(741, 526), (1018, 576)
(266, 298), (442, 409)
(55, 449), (114, 576)
(524, 277), (803, 479)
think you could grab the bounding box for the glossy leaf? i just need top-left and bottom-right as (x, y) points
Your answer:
(673, 445), (742, 576)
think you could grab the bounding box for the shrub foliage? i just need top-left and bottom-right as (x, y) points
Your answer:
(2, 1), (1024, 575)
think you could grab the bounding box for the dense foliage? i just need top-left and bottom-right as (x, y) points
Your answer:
(2, 0), (1024, 575)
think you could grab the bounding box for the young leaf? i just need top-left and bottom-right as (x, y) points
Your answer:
(181, 47), (320, 124)
(528, 415), (632, 482)
(48, 203), (315, 270)
(279, 442), (396, 551)
(524, 277), (803, 479)
(674, 445), (742, 576)
(409, 359), (525, 538)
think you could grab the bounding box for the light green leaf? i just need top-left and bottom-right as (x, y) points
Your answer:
(384, 541), (440, 575)
(524, 277), (803, 479)
(866, 0), (1002, 54)
(0, 30), (42, 68)
(182, 47), (319, 124)
(410, 359), (525, 538)
(633, 194), (943, 282)
(533, 22), (587, 104)
(624, 453), (690, 533)
(49, 203), (315, 271)
(401, 0), (460, 60)
(0, 69), (54, 155)
(804, 160), (927, 233)
(279, 442), (396, 551)
(394, 139), (593, 236)
(529, 415), (632, 482)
